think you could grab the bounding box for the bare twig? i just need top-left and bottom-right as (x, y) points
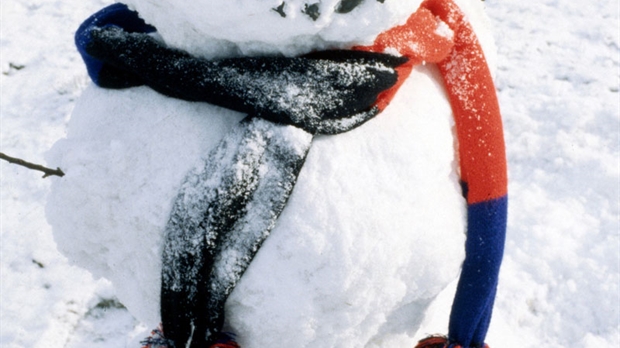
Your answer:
(0, 152), (64, 178)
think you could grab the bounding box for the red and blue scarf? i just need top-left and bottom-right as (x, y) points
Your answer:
(355, 1), (507, 346)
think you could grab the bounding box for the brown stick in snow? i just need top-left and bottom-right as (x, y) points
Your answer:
(0, 152), (64, 178)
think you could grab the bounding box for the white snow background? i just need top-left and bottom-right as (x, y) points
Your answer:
(1, 0), (618, 347)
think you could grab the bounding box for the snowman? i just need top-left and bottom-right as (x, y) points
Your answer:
(46, 1), (507, 347)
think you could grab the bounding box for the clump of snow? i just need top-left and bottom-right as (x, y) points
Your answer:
(435, 20), (454, 41)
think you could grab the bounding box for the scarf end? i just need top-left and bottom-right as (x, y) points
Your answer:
(140, 324), (172, 348)
(140, 324), (241, 348)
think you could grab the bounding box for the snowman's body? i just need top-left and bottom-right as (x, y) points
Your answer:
(47, 1), (496, 346)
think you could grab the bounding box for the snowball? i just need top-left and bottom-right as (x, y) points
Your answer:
(47, 64), (466, 346)
(45, 0), (499, 346)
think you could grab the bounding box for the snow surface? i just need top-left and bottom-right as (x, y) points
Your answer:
(1, 0), (618, 348)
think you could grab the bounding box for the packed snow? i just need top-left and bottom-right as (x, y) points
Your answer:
(1, 0), (618, 348)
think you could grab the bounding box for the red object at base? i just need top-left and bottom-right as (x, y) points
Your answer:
(415, 336), (452, 348)
(414, 335), (490, 348)
(210, 341), (241, 348)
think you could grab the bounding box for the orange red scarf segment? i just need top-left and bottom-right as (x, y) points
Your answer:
(358, 1), (508, 347)
(357, 0), (507, 204)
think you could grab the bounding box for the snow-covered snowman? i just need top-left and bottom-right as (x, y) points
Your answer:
(46, 0), (507, 347)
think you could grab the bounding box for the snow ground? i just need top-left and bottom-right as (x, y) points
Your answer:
(1, 0), (618, 347)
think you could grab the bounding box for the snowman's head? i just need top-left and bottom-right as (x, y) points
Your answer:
(122, 0), (422, 58)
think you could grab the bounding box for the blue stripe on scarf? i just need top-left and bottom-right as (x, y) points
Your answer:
(448, 195), (507, 348)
